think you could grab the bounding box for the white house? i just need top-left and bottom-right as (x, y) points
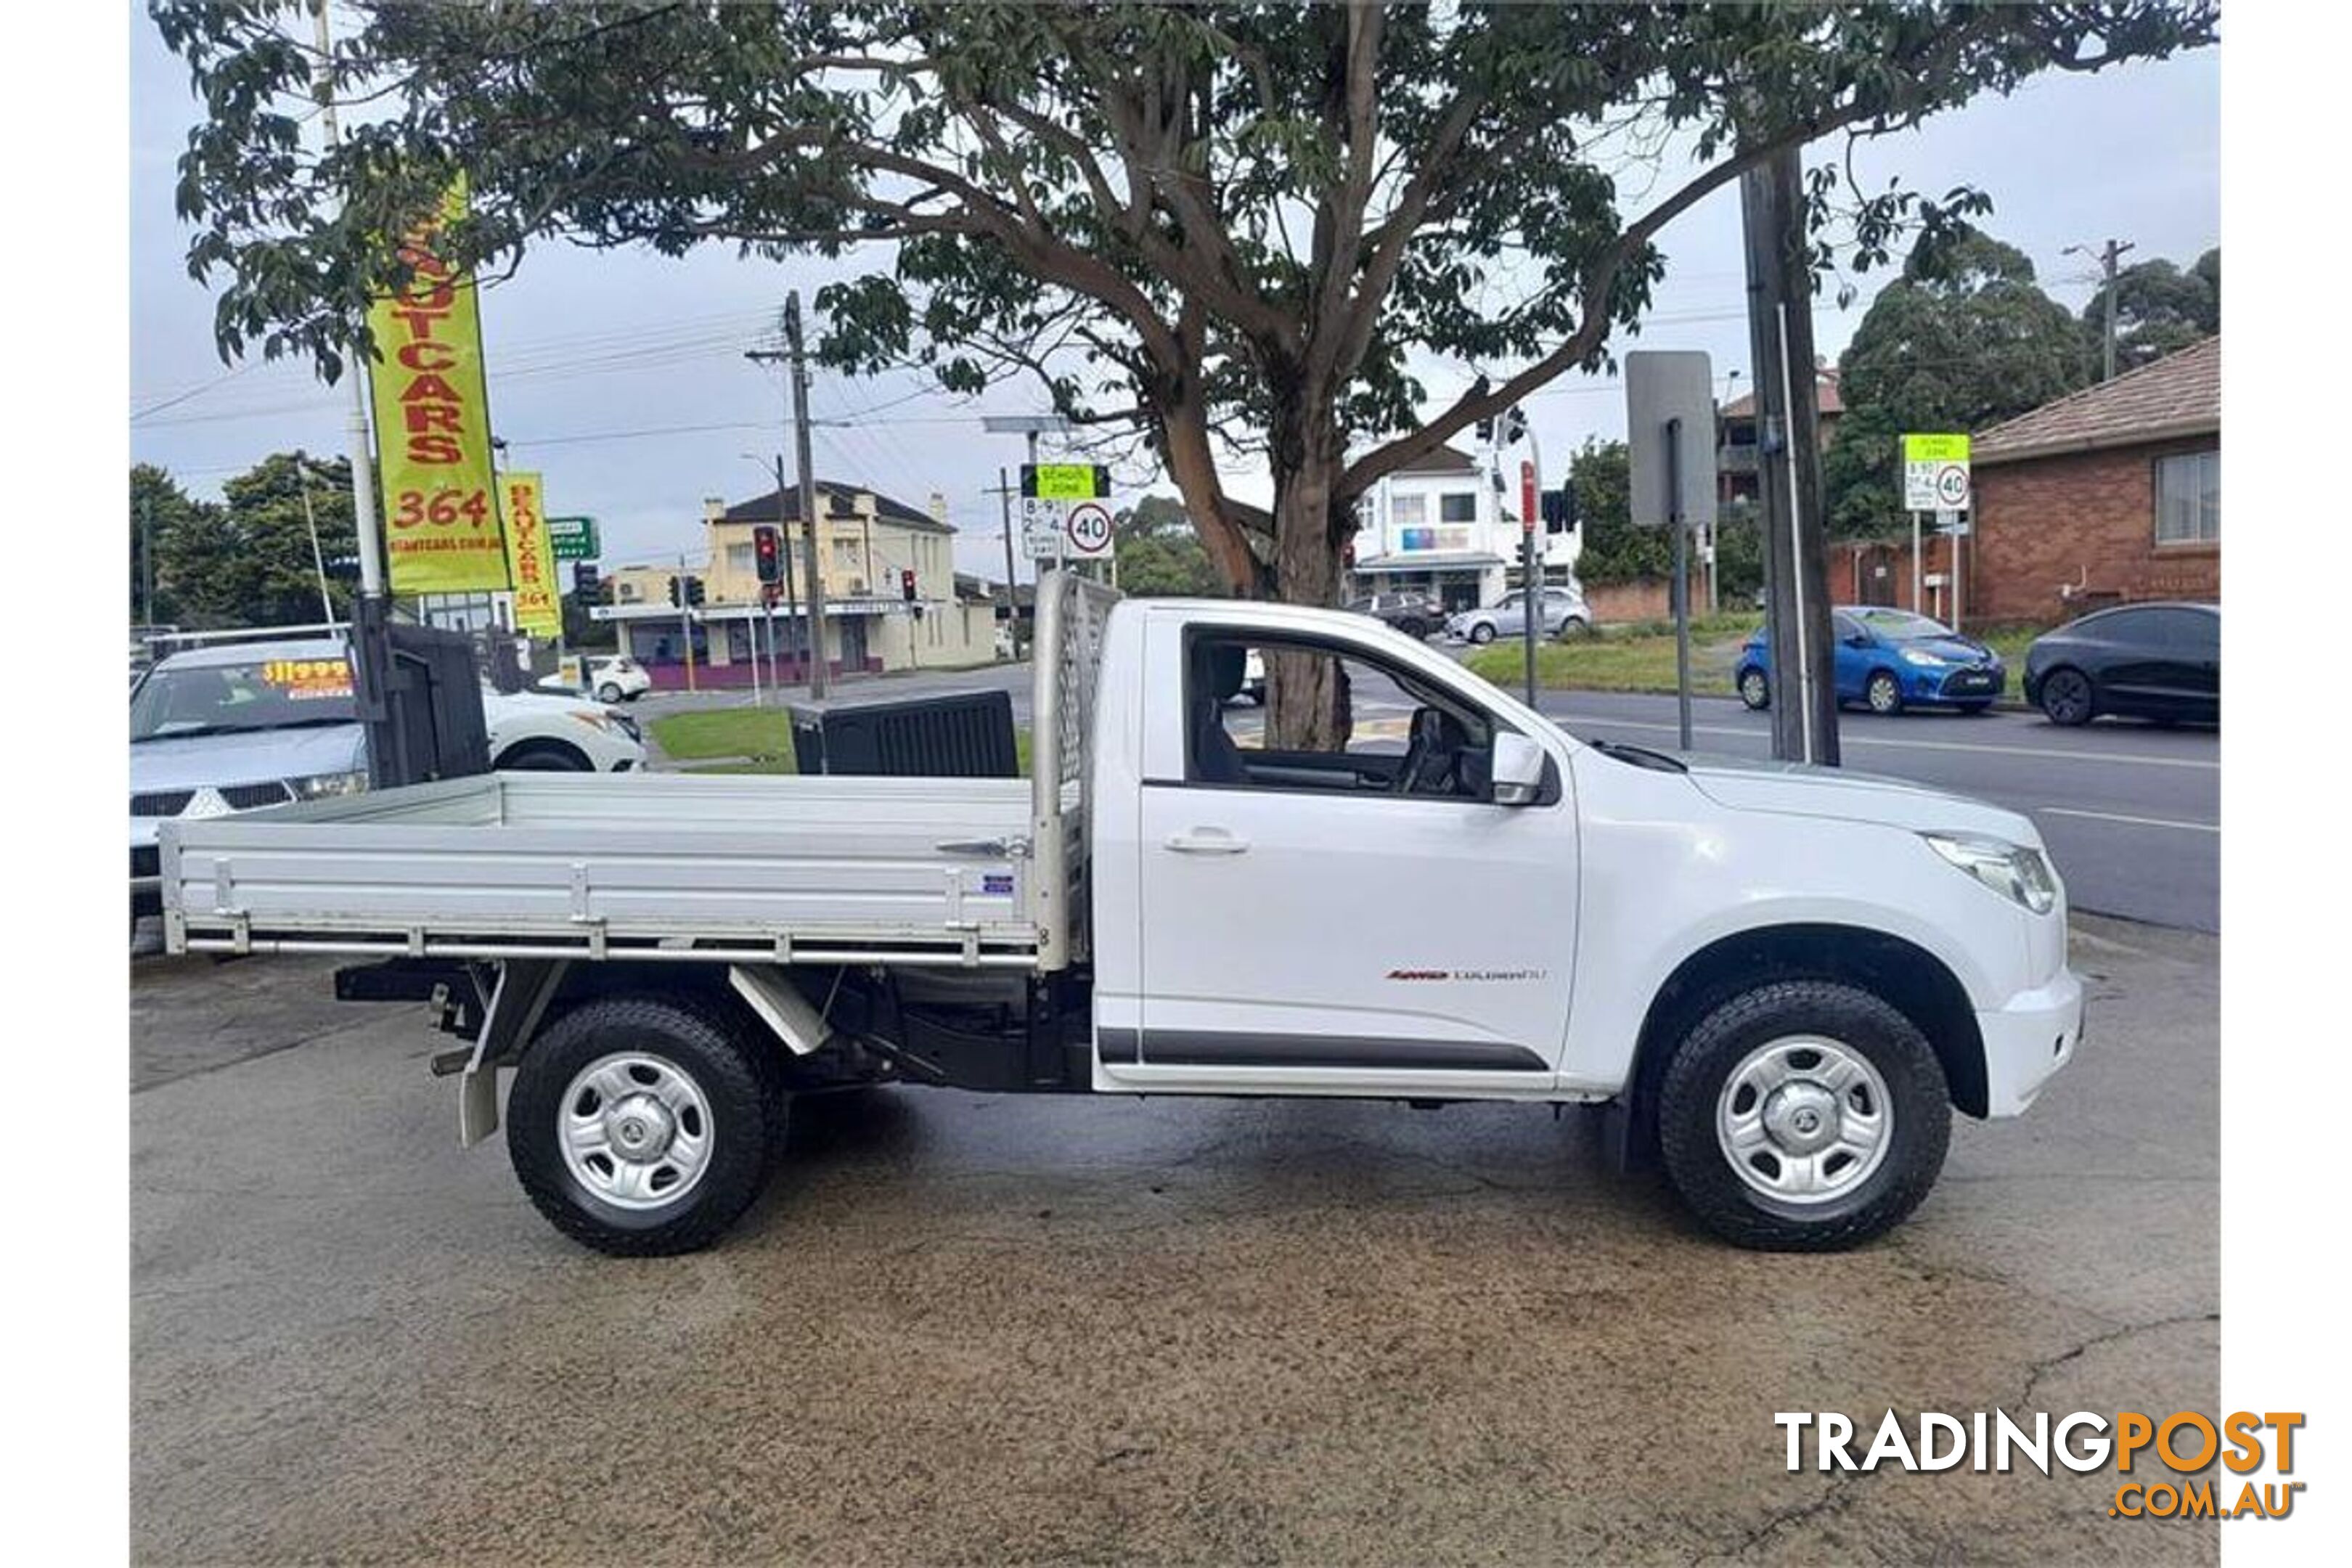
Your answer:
(1347, 444), (1580, 611)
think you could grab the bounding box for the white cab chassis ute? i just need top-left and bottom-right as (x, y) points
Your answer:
(163, 575), (2083, 1256)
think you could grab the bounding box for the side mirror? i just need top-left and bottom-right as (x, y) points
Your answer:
(1491, 732), (1545, 807)
(1845, 632), (1871, 648)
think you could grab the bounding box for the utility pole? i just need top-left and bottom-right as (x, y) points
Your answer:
(773, 453), (801, 687)
(785, 296), (829, 696)
(138, 494), (155, 627)
(1739, 146), (1839, 767)
(2067, 238), (2136, 383)
(298, 466), (335, 624)
(308, 0), (389, 739)
(997, 467), (1023, 660)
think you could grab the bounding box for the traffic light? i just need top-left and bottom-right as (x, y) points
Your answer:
(899, 568), (917, 603)
(684, 575), (706, 608)
(572, 561), (601, 599)
(1503, 404), (1528, 447)
(1540, 483), (1578, 532)
(666, 574), (682, 608)
(1474, 415), (1495, 444)
(753, 526), (781, 585)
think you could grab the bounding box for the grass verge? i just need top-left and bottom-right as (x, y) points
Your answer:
(651, 706), (1032, 776)
(1463, 611), (1762, 695)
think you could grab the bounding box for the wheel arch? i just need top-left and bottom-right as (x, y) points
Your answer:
(1617, 922), (1988, 1162)
(494, 735), (592, 771)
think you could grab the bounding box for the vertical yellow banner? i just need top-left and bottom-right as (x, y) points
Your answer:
(367, 179), (510, 593)
(500, 471), (562, 637)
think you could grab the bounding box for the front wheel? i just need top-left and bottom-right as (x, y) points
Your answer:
(497, 740), (592, 772)
(1655, 979), (1951, 1250)
(1737, 668), (1770, 711)
(2038, 666), (2094, 727)
(507, 995), (785, 1256)
(596, 681), (624, 704)
(1553, 616), (1591, 642)
(1469, 622), (1496, 645)
(1864, 670), (1903, 715)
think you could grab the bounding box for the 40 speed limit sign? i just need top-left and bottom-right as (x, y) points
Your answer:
(1063, 501), (1114, 559)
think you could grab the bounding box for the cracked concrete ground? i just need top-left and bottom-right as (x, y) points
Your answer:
(131, 915), (2216, 1565)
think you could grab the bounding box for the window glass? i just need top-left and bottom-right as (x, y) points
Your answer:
(1389, 493), (1428, 529)
(1439, 491), (1478, 523)
(1183, 632), (1498, 801)
(2155, 450), (2220, 544)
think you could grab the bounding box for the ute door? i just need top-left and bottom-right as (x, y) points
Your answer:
(1127, 623), (1577, 1086)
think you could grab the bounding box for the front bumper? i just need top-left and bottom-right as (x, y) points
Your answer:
(1914, 664), (2006, 703)
(1976, 965), (2085, 1117)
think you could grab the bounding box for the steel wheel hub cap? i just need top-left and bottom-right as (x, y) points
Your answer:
(1716, 1035), (1892, 1205)
(560, 1052), (714, 1211)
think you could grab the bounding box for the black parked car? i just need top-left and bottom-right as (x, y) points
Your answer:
(2022, 601), (2219, 727)
(1343, 590), (1446, 640)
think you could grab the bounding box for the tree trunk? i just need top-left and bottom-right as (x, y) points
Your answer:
(1265, 429), (1351, 751)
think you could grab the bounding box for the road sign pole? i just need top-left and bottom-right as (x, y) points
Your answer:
(1911, 510), (1923, 613)
(1669, 417), (1692, 753)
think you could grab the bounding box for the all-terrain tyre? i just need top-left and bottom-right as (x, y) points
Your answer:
(507, 995), (787, 1257)
(1655, 979), (1951, 1251)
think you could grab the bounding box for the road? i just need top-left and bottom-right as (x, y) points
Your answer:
(645, 661), (2218, 933)
(130, 915), (2217, 1564)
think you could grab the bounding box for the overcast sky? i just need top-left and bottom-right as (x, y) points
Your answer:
(128, 17), (2218, 584)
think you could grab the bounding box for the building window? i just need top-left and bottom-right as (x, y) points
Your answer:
(725, 544), (754, 575)
(2155, 450), (2219, 546)
(1389, 493), (1427, 529)
(1439, 491), (1477, 523)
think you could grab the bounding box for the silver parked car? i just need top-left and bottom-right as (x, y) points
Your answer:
(1445, 583), (1591, 645)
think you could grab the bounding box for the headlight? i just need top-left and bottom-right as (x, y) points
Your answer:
(292, 769), (369, 799)
(1899, 647), (1948, 668)
(1922, 831), (2057, 915)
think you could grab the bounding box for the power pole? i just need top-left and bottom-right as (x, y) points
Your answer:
(748, 301), (830, 696)
(138, 493), (155, 626)
(2067, 238), (2137, 383)
(1739, 146), (1839, 767)
(997, 467), (1023, 660)
(773, 453), (801, 686)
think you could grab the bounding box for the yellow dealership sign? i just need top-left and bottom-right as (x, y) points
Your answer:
(500, 472), (562, 637)
(367, 179), (510, 593)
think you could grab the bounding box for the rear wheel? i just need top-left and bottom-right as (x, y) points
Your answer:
(507, 995), (785, 1256)
(2038, 666), (2095, 727)
(1864, 671), (1903, 715)
(596, 681), (624, 703)
(1554, 616), (1591, 642)
(1737, 668), (1770, 711)
(1469, 622), (1496, 645)
(1656, 980), (1951, 1250)
(497, 740), (592, 772)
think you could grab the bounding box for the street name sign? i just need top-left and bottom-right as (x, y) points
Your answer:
(1903, 433), (1971, 512)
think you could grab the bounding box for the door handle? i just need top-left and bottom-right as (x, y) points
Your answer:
(1165, 830), (1249, 855)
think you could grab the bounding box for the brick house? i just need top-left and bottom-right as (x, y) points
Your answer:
(1836, 339), (2218, 626)
(1964, 336), (2218, 623)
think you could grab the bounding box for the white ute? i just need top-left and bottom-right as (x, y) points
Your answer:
(160, 574), (2082, 1256)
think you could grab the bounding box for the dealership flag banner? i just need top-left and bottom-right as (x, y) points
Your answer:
(500, 472), (561, 637)
(367, 179), (510, 594)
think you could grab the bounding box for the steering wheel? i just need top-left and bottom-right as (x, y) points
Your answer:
(1393, 706), (1467, 795)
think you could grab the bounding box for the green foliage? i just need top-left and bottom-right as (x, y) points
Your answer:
(139, 453), (356, 630)
(1562, 439), (1666, 585)
(1114, 494), (1224, 597)
(130, 463), (216, 624)
(152, 0), (2216, 621)
(1822, 226), (2090, 539)
(2084, 248), (2220, 375)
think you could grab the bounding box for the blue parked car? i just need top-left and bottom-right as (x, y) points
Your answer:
(1735, 606), (2006, 715)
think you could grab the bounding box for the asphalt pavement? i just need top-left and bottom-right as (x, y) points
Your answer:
(130, 914), (2216, 1564)
(645, 658), (2218, 933)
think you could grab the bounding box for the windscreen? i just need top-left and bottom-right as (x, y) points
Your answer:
(130, 654), (357, 741)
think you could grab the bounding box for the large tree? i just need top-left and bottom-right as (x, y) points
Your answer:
(1114, 494), (1225, 597)
(1821, 226), (2089, 539)
(140, 452), (359, 629)
(155, 0), (2214, 740)
(2085, 246), (2219, 375)
(130, 463), (218, 626)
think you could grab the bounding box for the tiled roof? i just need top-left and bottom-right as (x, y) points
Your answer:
(1722, 365), (1842, 420)
(1975, 337), (2218, 465)
(720, 481), (950, 532)
(1392, 444), (1482, 475)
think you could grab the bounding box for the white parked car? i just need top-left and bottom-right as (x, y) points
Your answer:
(535, 653), (651, 704)
(1447, 583), (1592, 644)
(132, 637), (643, 927)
